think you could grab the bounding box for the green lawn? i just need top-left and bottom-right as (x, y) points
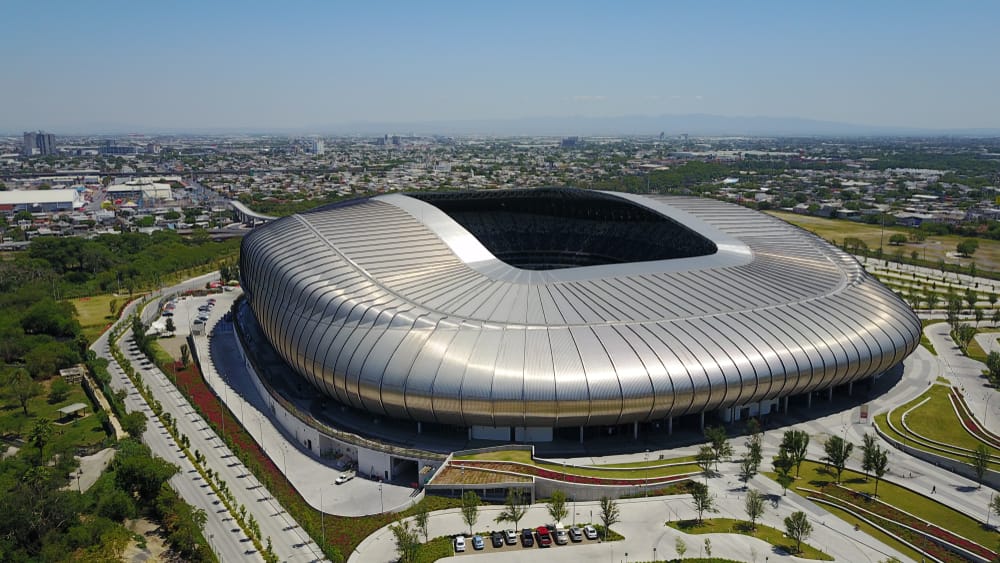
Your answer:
(818, 500), (925, 563)
(893, 385), (1000, 463)
(414, 536), (453, 563)
(70, 294), (121, 344)
(776, 461), (998, 548)
(0, 380), (108, 454)
(667, 518), (832, 560)
(454, 449), (700, 479)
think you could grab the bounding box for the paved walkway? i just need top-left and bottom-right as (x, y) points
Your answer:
(186, 290), (419, 517)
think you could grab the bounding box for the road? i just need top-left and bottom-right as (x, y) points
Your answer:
(94, 273), (325, 562)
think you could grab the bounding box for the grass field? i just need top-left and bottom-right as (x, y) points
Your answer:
(69, 294), (121, 344)
(767, 211), (1000, 272)
(0, 379), (108, 454)
(903, 386), (1000, 462)
(668, 518), (832, 560)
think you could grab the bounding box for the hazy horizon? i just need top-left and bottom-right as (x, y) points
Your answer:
(4, 1), (999, 134)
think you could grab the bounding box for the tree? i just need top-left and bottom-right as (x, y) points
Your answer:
(925, 291), (939, 311)
(460, 491), (480, 536)
(773, 447), (795, 496)
(704, 537), (712, 557)
(781, 429), (810, 477)
(48, 377), (71, 403)
(976, 307), (985, 327)
(952, 323), (977, 354)
(861, 433), (878, 480)
(546, 489), (568, 524)
(888, 233), (907, 246)
(122, 410), (148, 438)
(957, 238), (979, 258)
(690, 482), (716, 524)
(738, 456), (758, 489)
(822, 435), (854, 484)
(28, 417), (53, 457)
(413, 502), (430, 543)
(992, 309), (1000, 329)
(6, 369), (41, 416)
(705, 425), (733, 469)
(696, 445), (715, 482)
(389, 519), (420, 563)
(971, 444), (990, 488)
(180, 343), (190, 367)
(495, 489), (528, 531)
(966, 287), (979, 311)
(674, 537), (687, 558)
(744, 489), (765, 530)
(598, 496), (620, 539)
(784, 511), (813, 554)
(871, 446), (889, 497)
(991, 493), (1000, 521)
(947, 294), (962, 326)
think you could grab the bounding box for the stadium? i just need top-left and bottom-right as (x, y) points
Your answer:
(238, 188), (920, 443)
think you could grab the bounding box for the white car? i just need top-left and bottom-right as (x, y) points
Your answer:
(583, 525), (598, 540)
(454, 535), (466, 552)
(334, 472), (354, 485)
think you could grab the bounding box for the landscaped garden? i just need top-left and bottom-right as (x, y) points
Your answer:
(876, 384), (999, 467)
(667, 518), (832, 560)
(774, 460), (998, 563)
(452, 448), (700, 481)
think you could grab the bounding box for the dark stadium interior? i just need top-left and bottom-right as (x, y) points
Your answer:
(410, 188), (718, 270)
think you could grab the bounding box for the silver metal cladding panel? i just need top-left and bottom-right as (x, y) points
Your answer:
(239, 193), (921, 427)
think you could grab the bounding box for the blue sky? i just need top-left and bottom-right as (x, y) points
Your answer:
(3, 1), (998, 132)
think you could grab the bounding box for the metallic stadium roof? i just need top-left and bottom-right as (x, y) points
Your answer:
(239, 190), (920, 428)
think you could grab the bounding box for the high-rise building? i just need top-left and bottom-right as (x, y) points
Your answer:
(308, 139), (325, 155)
(22, 131), (56, 156)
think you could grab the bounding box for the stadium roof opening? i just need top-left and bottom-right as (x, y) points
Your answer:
(409, 188), (717, 270)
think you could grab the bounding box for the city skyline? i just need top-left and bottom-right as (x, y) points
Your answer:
(3, 1), (1000, 133)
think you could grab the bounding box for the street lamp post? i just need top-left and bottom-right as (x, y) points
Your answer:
(379, 482), (384, 513)
(320, 488), (325, 543)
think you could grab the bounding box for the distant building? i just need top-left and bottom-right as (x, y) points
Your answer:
(22, 131), (56, 156)
(0, 189), (83, 214)
(99, 140), (139, 156)
(560, 136), (579, 148)
(308, 139), (325, 155)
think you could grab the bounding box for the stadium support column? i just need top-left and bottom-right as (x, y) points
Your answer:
(633, 421), (638, 440)
(579, 426), (584, 444)
(417, 421), (422, 434)
(848, 381), (853, 396)
(806, 392), (812, 408)
(827, 387), (833, 402)
(699, 411), (705, 431)
(668, 417), (673, 435)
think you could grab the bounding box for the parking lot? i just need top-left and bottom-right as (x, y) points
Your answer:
(452, 525), (601, 557)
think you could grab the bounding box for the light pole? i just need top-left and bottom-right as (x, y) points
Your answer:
(320, 487), (325, 543)
(282, 444), (288, 478)
(379, 482), (384, 513)
(984, 392), (994, 426)
(644, 449), (649, 496)
(76, 469), (82, 493)
(653, 546), (657, 562)
(209, 533), (215, 557)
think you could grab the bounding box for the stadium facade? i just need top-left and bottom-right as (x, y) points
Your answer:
(239, 188), (920, 442)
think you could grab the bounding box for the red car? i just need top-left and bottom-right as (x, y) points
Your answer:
(535, 526), (552, 547)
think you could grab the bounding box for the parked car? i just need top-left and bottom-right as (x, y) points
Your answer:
(583, 525), (598, 540)
(490, 531), (504, 548)
(535, 526), (552, 547)
(504, 529), (517, 545)
(454, 536), (466, 552)
(569, 527), (583, 542)
(334, 472), (354, 485)
(471, 535), (484, 550)
(554, 528), (569, 545)
(520, 528), (534, 547)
